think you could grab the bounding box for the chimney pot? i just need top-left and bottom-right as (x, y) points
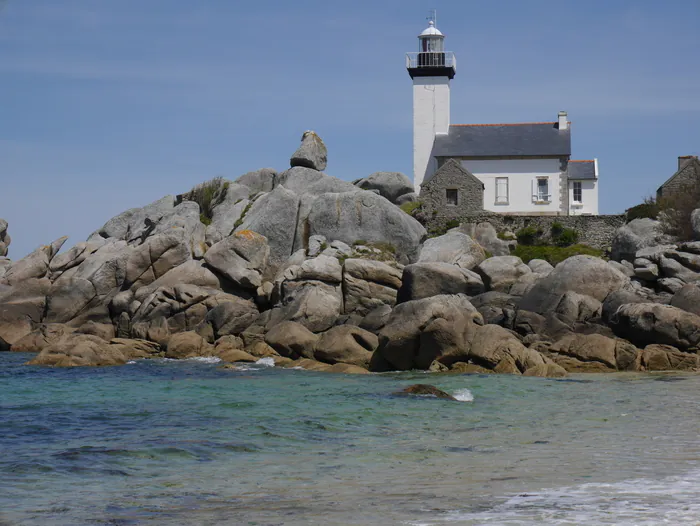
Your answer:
(558, 111), (568, 131)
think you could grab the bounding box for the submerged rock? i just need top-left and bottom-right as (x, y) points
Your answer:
(395, 384), (457, 401)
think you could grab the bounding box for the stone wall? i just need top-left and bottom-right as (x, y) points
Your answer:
(425, 213), (626, 251)
(420, 159), (484, 218)
(657, 158), (700, 200)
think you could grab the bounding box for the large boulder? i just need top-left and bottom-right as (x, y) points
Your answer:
(307, 191), (426, 263)
(476, 256), (531, 293)
(460, 222), (515, 257)
(204, 298), (259, 338)
(353, 172), (414, 204)
(133, 259), (221, 302)
(96, 195), (176, 241)
(371, 294), (483, 371)
(277, 166), (356, 197)
(204, 182), (253, 243)
(610, 302), (700, 351)
(548, 333), (639, 371)
(418, 231), (486, 270)
(468, 324), (545, 373)
(204, 230), (270, 290)
(611, 218), (673, 262)
(0, 218), (9, 257)
(314, 325), (378, 367)
(519, 255), (629, 315)
(640, 344), (698, 371)
(264, 321), (318, 359)
(290, 131), (327, 171)
(235, 168), (277, 196)
(123, 233), (191, 291)
(691, 209), (700, 240)
(26, 334), (159, 367)
(2, 237), (67, 285)
(266, 281), (342, 333)
(0, 278), (52, 344)
(165, 331), (214, 359)
(10, 323), (73, 353)
(342, 259), (402, 315)
(234, 186), (300, 270)
(670, 283), (700, 316)
(397, 262), (484, 302)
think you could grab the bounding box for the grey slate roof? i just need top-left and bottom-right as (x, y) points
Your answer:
(568, 160), (596, 180)
(423, 157), (484, 186)
(432, 123), (571, 158)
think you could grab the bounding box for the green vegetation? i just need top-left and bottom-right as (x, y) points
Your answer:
(497, 231), (516, 241)
(399, 201), (422, 215)
(515, 225), (544, 245)
(445, 219), (460, 230)
(626, 197), (659, 221)
(232, 201), (253, 231)
(550, 221), (579, 247)
(513, 244), (603, 265)
(183, 177), (230, 225)
(626, 187), (700, 241)
(353, 239), (368, 246)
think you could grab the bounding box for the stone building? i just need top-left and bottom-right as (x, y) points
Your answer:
(657, 156), (700, 200)
(420, 158), (483, 220)
(407, 15), (599, 215)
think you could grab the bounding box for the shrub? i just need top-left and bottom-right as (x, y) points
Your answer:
(512, 244), (603, 265)
(445, 219), (460, 230)
(656, 183), (700, 241)
(626, 197), (659, 221)
(400, 201), (422, 215)
(516, 225), (544, 246)
(182, 177), (229, 224)
(550, 222), (564, 238)
(555, 228), (579, 247)
(232, 201), (253, 232)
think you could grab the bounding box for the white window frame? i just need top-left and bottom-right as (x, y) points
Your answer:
(495, 177), (509, 205)
(573, 181), (583, 204)
(532, 177), (551, 203)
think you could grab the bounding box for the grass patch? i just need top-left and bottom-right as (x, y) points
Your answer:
(516, 225), (544, 245)
(182, 177), (229, 225)
(399, 201), (422, 215)
(232, 201), (253, 232)
(512, 244), (603, 265)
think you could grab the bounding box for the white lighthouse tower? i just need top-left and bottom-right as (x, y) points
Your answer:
(406, 15), (456, 190)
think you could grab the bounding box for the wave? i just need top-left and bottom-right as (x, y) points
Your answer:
(452, 388), (474, 402)
(410, 468), (700, 525)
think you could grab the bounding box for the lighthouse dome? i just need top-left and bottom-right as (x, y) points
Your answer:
(420, 21), (443, 37)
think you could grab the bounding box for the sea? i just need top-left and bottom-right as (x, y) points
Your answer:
(2, 352), (700, 525)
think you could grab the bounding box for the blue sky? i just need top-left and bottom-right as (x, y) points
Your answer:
(1, 0), (699, 258)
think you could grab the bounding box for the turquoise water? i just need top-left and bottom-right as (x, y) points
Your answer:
(2, 352), (700, 525)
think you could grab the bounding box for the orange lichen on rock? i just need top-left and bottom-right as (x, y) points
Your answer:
(235, 229), (259, 241)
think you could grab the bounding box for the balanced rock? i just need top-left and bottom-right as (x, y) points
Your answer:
(290, 131), (327, 171)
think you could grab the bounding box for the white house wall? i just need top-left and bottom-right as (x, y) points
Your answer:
(461, 159), (563, 214)
(413, 76), (450, 190)
(568, 179), (598, 215)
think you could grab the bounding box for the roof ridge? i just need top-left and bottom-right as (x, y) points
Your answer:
(451, 122), (564, 127)
(569, 160), (594, 163)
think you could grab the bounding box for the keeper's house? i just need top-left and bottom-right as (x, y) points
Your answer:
(409, 18), (599, 216)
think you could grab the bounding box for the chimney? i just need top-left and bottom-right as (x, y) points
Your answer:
(558, 111), (568, 131)
(679, 155), (698, 169)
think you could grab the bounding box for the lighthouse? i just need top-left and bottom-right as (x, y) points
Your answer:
(406, 16), (456, 190)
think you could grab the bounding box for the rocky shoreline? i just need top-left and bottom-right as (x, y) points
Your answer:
(1, 132), (699, 376)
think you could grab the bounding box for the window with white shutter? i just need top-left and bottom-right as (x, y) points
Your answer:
(495, 177), (508, 204)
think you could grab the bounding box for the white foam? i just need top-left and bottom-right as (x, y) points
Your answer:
(126, 360), (136, 365)
(410, 468), (700, 525)
(452, 388), (474, 402)
(186, 357), (222, 364)
(255, 357), (275, 367)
